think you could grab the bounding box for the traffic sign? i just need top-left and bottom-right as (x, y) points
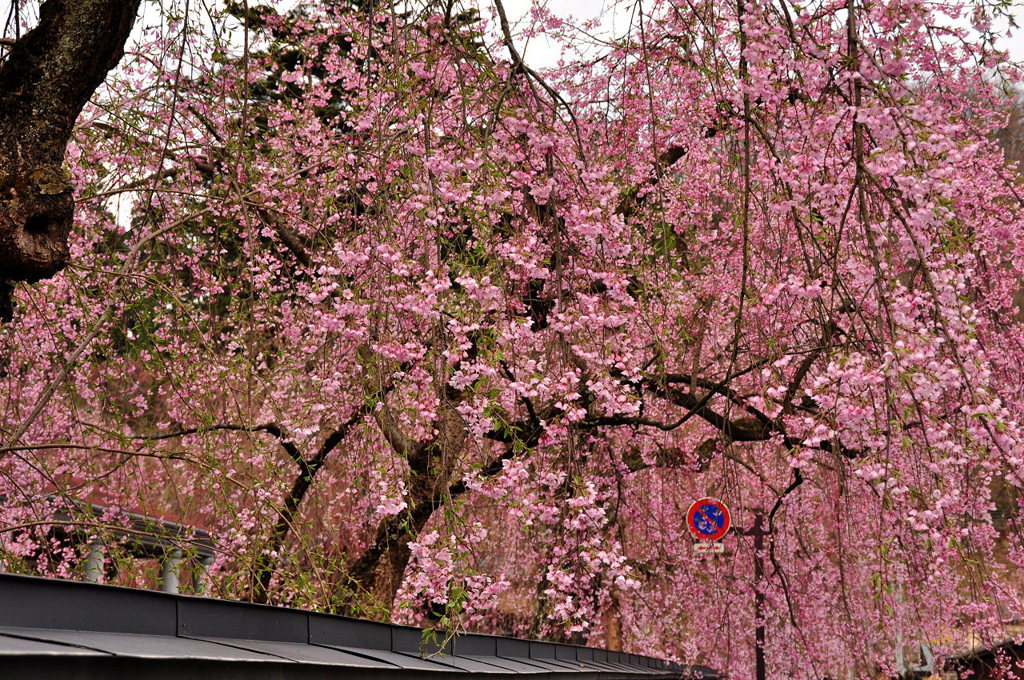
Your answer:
(686, 497), (731, 542)
(693, 541), (725, 553)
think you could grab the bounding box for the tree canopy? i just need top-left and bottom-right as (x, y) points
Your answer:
(2, 0), (1024, 678)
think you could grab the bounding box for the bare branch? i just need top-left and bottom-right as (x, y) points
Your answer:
(491, 0), (586, 157)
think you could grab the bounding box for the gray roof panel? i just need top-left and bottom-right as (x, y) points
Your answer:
(394, 650), (520, 674)
(187, 636), (398, 667)
(462, 654), (553, 674)
(0, 628), (278, 661)
(177, 597), (308, 642)
(0, 577), (176, 635)
(322, 644), (458, 672)
(496, 637), (532, 658)
(0, 631), (110, 656)
(309, 611), (393, 649)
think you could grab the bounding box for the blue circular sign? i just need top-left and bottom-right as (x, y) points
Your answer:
(686, 497), (731, 541)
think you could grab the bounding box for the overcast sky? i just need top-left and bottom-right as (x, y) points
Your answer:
(486, 0), (1024, 71)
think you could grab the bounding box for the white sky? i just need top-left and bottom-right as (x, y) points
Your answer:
(487, 0), (1024, 70)
(1, 0), (1021, 64)
(481, 0), (631, 67)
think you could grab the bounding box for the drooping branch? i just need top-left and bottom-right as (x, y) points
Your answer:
(254, 205), (311, 267)
(778, 322), (837, 418)
(373, 403), (419, 460)
(339, 465), (443, 616)
(491, 0), (585, 156)
(0, 0), (142, 319)
(342, 414), (550, 614)
(339, 393), (556, 615)
(588, 363), (862, 464)
(642, 379), (774, 442)
(620, 438), (718, 473)
(252, 347), (410, 604)
(253, 407), (370, 603)
(136, 422), (306, 473)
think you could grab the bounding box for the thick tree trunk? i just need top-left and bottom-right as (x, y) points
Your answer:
(342, 506), (433, 617)
(340, 464), (446, 618)
(603, 591), (623, 651)
(341, 403), (466, 617)
(0, 0), (141, 318)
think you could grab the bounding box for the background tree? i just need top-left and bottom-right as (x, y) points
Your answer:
(1, 0), (1023, 678)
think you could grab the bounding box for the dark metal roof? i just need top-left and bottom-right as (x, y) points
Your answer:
(0, 573), (720, 680)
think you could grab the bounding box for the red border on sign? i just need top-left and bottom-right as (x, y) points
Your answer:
(686, 497), (731, 542)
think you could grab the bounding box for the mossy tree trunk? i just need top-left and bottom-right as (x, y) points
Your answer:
(0, 0), (140, 319)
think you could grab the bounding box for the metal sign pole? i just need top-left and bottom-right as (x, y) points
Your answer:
(736, 510), (767, 680)
(751, 511), (766, 680)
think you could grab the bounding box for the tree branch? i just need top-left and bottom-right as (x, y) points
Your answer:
(614, 145), (688, 220)
(252, 406), (370, 603)
(135, 423), (306, 474)
(491, 0), (585, 156)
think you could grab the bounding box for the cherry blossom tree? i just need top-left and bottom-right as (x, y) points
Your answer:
(1, 0), (1023, 678)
